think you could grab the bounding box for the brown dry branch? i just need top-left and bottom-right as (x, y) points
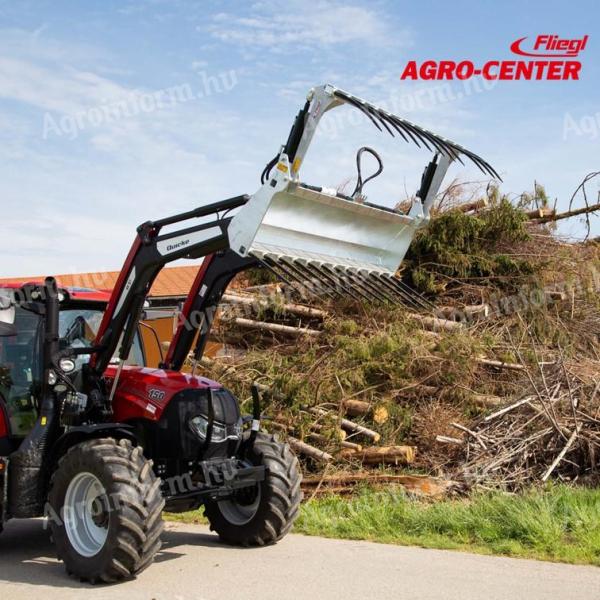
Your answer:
(452, 358), (600, 488)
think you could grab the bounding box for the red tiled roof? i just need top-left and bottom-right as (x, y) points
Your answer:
(0, 265), (202, 298)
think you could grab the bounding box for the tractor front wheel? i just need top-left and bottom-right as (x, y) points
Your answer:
(48, 438), (164, 583)
(204, 433), (302, 546)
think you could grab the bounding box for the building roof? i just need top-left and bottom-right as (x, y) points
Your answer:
(0, 265), (203, 298)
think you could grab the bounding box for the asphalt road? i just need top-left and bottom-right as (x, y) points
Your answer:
(0, 519), (598, 600)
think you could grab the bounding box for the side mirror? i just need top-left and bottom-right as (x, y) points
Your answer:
(0, 322), (16, 337)
(0, 295), (15, 336)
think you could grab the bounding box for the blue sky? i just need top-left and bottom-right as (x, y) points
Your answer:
(0, 0), (598, 277)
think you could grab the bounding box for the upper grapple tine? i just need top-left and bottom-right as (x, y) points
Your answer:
(332, 87), (500, 180)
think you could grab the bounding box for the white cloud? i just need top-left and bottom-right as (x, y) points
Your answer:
(0, 28), (260, 277)
(0, 56), (134, 116)
(206, 1), (411, 50)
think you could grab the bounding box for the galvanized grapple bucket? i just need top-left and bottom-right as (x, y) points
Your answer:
(244, 183), (425, 303)
(228, 84), (499, 302)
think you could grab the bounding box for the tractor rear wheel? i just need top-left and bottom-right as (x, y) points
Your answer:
(48, 438), (164, 583)
(204, 433), (302, 546)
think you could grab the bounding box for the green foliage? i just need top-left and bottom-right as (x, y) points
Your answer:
(518, 182), (549, 209)
(295, 484), (600, 565)
(245, 266), (279, 286)
(405, 199), (534, 293)
(337, 319), (359, 335)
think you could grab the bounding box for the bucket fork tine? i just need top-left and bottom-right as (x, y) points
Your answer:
(318, 264), (372, 302)
(339, 268), (390, 303)
(367, 272), (413, 305)
(356, 271), (398, 303)
(278, 256), (337, 299)
(261, 254), (320, 298)
(297, 260), (350, 299)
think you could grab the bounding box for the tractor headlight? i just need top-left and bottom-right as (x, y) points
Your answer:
(58, 358), (76, 374)
(189, 415), (230, 443)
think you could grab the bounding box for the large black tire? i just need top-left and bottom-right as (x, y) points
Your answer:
(48, 438), (164, 583)
(204, 433), (302, 546)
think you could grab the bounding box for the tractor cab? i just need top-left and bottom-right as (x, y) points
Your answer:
(0, 283), (146, 446)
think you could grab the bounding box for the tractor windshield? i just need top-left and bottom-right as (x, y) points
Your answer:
(0, 303), (146, 438)
(59, 307), (145, 369)
(0, 306), (43, 436)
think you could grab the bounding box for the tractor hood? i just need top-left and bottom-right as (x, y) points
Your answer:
(106, 365), (222, 422)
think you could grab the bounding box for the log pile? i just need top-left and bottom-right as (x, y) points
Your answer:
(204, 263), (592, 490)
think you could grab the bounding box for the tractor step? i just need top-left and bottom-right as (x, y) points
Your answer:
(162, 460), (265, 506)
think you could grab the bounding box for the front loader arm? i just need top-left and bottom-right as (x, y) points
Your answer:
(90, 195), (248, 375)
(162, 249), (256, 371)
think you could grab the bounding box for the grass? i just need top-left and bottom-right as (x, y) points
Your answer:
(295, 485), (600, 566)
(166, 484), (600, 566)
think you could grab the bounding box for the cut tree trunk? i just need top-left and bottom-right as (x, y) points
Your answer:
(301, 473), (455, 498)
(311, 422), (347, 441)
(306, 432), (361, 451)
(228, 317), (322, 338)
(342, 399), (389, 424)
(241, 283), (283, 294)
(476, 357), (526, 371)
(359, 445), (416, 465)
(526, 207), (556, 220)
(287, 437), (332, 462)
(544, 290), (567, 303)
(410, 314), (465, 332)
(338, 418), (380, 443)
(394, 384), (439, 399)
(435, 435), (464, 445)
(470, 393), (505, 409)
(309, 408), (381, 442)
(436, 304), (490, 322)
(222, 293), (327, 319)
(532, 202), (600, 223)
(455, 197), (489, 214)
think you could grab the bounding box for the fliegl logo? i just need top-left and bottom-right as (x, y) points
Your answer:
(511, 35), (588, 57)
(401, 35), (588, 81)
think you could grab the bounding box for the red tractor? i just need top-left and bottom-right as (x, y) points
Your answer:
(0, 85), (497, 583)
